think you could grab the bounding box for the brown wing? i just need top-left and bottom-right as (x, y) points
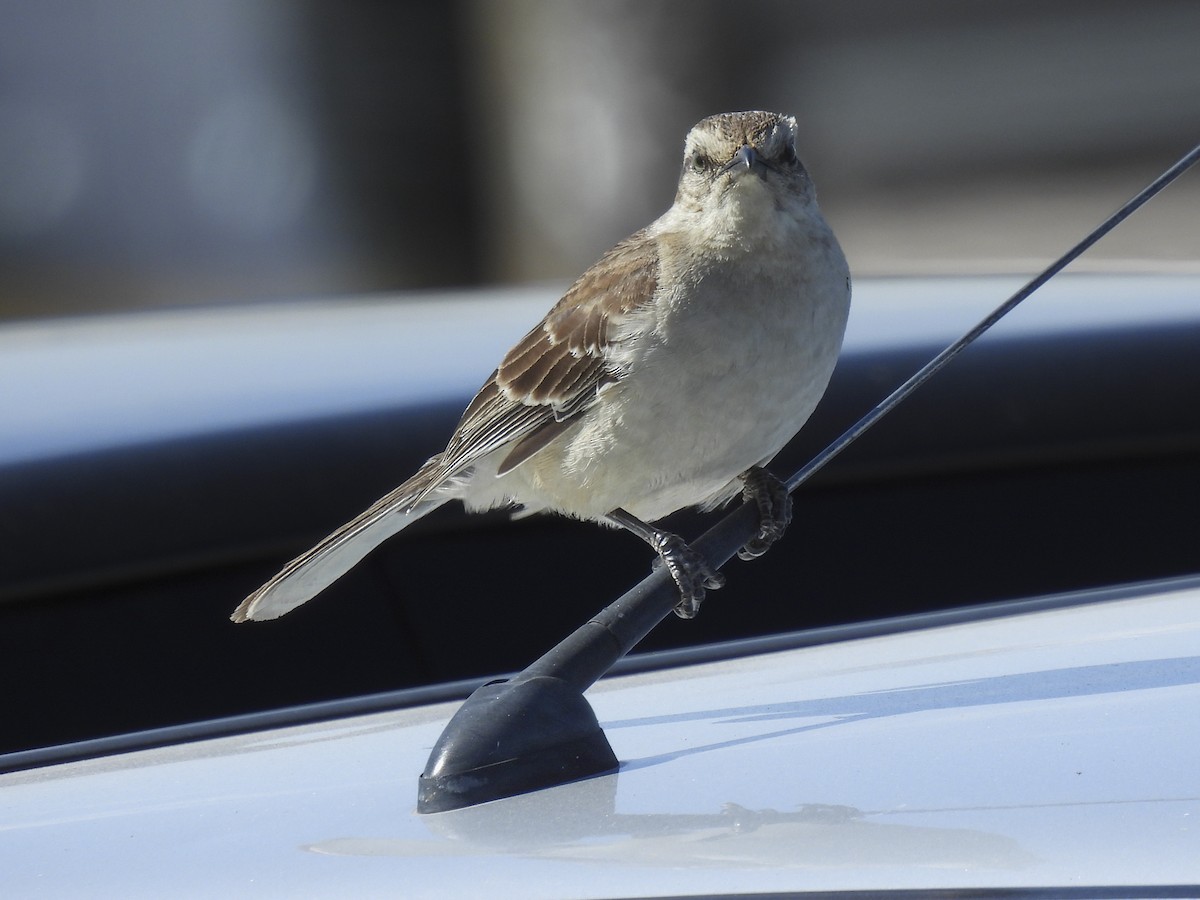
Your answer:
(431, 230), (660, 485)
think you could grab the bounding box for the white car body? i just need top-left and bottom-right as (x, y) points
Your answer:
(3, 274), (1200, 896)
(4, 576), (1199, 897)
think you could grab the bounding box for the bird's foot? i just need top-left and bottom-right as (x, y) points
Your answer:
(650, 531), (726, 619)
(737, 467), (793, 561)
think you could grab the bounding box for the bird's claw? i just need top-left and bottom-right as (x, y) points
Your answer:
(651, 531), (726, 618)
(737, 467), (792, 561)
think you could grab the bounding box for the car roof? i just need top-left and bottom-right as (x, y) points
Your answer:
(5, 273), (1200, 468)
(4, 575), (1199, 897)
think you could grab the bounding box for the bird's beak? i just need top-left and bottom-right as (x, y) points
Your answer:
(722, 144), (761, 177)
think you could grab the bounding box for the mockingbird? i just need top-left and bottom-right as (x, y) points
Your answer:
(233, 110), (850, 624)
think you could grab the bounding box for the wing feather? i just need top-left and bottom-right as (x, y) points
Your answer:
(233, 231), (660, 620)
(436, 230), (659, 481)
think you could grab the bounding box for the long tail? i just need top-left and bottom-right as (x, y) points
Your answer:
(231, 458), (449, 622)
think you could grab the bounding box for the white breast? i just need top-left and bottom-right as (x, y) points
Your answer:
(466, 196), (850, 525)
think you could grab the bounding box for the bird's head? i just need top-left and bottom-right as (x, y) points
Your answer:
(675, 111), (814, 212)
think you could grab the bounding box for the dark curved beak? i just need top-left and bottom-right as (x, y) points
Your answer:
(722, 144), (762, 177)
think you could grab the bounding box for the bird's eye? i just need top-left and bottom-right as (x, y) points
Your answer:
(781, 143), (798, 165)
(691, 152), (712, 172)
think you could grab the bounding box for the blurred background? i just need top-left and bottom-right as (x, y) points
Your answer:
(0, 0), (1197, 321)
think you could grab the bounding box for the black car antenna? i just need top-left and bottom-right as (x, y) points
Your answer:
(417, 140), (1200, 814)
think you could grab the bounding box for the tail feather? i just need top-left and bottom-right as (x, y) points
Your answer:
(232, 460), (449, 622)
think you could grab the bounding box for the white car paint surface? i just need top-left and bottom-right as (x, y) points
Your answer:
(3, 579), (1198, 896)
(4, 273), (1199, 466)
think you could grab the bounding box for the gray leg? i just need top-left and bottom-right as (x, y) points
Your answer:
(737, 466), (793, 561)
(607, 508), (726, 619)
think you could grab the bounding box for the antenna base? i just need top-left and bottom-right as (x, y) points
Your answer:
(417, 674), (618, 813)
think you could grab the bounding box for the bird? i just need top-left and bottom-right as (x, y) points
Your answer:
(232, 110), (851, 624)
